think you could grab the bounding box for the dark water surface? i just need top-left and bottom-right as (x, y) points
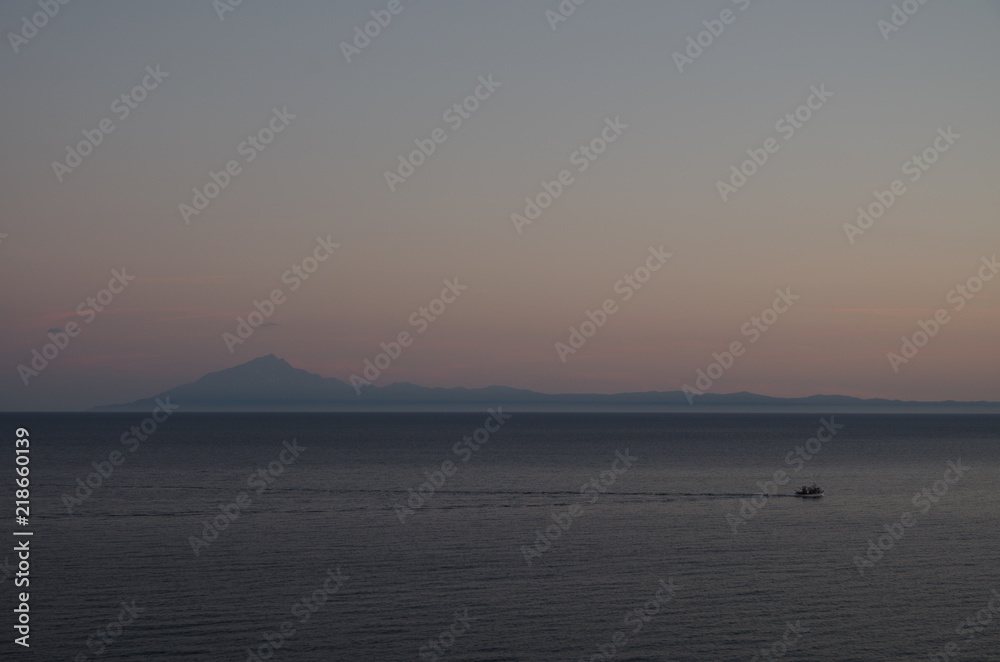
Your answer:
(5, 413), (999, 661)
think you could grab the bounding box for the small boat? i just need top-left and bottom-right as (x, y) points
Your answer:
(794, 484), (824, 498)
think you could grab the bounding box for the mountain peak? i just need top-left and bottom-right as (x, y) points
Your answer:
(214, 354), (296, 377)
(247, 353), (286, 366)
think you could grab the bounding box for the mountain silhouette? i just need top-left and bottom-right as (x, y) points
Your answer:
(90, 354), (1000, 412)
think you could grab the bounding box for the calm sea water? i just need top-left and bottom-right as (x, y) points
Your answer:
(6, 413), (999, 661)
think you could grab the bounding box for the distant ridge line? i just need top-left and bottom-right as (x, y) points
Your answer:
(86, 354), (1000, 413)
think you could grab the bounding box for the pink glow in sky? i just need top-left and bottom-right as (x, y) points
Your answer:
(1, 2), (998, 410)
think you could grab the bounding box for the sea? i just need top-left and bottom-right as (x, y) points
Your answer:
(5, 412), (999, 661)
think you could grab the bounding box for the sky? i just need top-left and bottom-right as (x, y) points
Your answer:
(1, 0), (998, 411)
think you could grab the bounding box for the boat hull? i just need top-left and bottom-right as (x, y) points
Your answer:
(794, 493), (823, 498)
